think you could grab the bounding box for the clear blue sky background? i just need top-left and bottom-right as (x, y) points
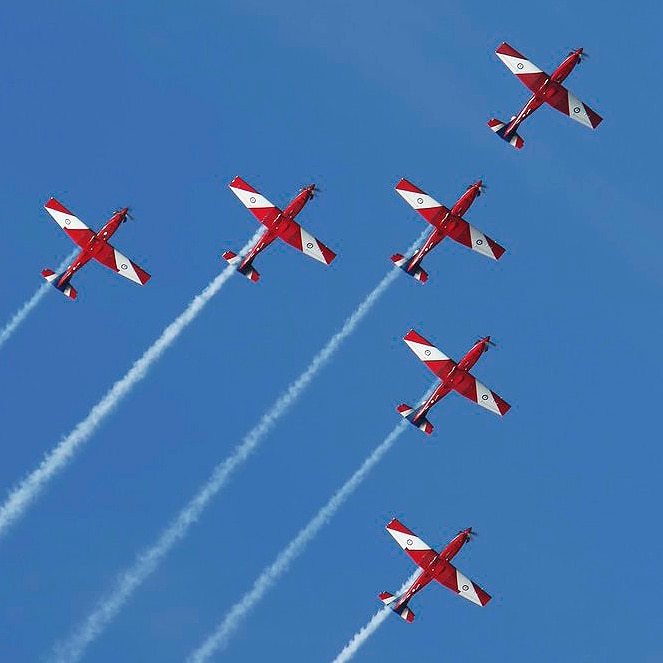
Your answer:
(1, 1), (661, 661)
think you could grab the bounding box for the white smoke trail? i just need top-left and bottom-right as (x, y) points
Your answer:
(0, 250), (78, 351)
(332, 571), (419, 663)
(186, 382), (434, 663)
(0, 232), (262, 542)
(50, 232), (428, 663)
(185, 422), (409, 663)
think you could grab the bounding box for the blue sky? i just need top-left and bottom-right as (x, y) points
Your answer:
(1, 1), (661, 661)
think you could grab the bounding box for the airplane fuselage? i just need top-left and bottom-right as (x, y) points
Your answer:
(407, 183), (482, 273)
(505, 50), (581, 137)
(395, 529), (471, 610)
(414, 338), (490, 422)
(57, 209), (128, 287)
(239, 186), (315, 270)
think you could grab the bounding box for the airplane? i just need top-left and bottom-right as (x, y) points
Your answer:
(397, 329), (510, 434)
(41, 198), (151, 300)
(223, 176), (336, 282)
(392, 178), (505, 282)
(379, 518), (491, 622)
(489, 42), (603, 149)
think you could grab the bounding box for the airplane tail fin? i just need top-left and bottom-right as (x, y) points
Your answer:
(378, 592), (415, 622)
(487, 118), (525, 149)
(397, 403), (433, 435)
(41, 269), (77, 300)
(391, 254), (428, 283)
(222, 251), (260, 282)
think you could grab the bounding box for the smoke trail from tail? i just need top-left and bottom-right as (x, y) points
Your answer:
(0, 232), (262, 543)
(0, 250), (78, 351)
(50, 232), (428, 663)
(332, 571), (419, 663)
(186, 384), (434, 663)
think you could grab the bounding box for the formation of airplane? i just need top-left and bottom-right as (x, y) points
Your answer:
(41, 198), (151, 300)
(31, 40), (605, 633)
(392, 178), (505, 282)
(223, 176), (337, 282)
(397, 329), (510, 434)
(489, 42), (602, 149)
(379, 518), (490, 622)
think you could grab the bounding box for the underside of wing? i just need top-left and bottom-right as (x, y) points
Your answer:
(403, 329), (456, 379)
(453, 371), (510, 416)
(395, 178), (449, 226)
(94, 243), (151, 285)
(495, 42), (549, 94)
(229, 176), (281, 226)
(434, 562), (491, 606)
(386, 518), (438, 569)
(44, 198), (95, 248)
(447, 216), (506, 260)
(278, 220), (336, 265)
(546, 85), (603, 128)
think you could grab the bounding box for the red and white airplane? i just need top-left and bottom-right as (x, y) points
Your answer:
(398, 329), (510, 434)
(392, 178), (505, 282)
(379, 518), (491, 622)
(489, 42), (602, 149)
(42, 198), (151, 300)
(224, 176), (336, 282)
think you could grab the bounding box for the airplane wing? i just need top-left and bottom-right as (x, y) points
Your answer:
(386, 518), (438, 569)
(44, 198), (95, 248)
(278, 219), (336, 264)
(495, 42), (549, 94)
(229, 176), (281, 226)
(434, 562), (492, 606)
(546, 85), (603, 129)
(447, 217), (506, 260)
(453, 371), (510, 416)
(93, 243), (151, 285)
(395, 178), (450, 227)
(403, 329), (456, 380)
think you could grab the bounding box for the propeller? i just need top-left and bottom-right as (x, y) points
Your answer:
(459, 528), (478, 541)
(310, 184), (322, 199)
(476, 337), (497, 349)
(478, 181), (487, 196)
(569, 49), (589, 63)
(113, 207), (133, 221)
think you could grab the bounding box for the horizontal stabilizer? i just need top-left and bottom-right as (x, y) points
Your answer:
(391, 254), (428, 283)
(488, 118), (524, 149)
(397, 403), (433, 435)
(222, 251), (260, 282)
(378, 591), (398, 606)
(41, 269), (77, 300)
(378, 592), (415, 622)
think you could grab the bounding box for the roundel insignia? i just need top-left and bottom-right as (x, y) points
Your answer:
(406, 538), (413, 546)
(249, 196), (256, 204)
(416, 197), (424, 204)
(517, 62), (524, 69)
(462, 584), (470, 591)
(573, 106), (581, 114)
(424, 349), (431, 356)
(481, 394), (489, 400)
(306, 242), (314, 249)
(121, 263), (128, 270)
(65, 218), (71, 225)
(476, 239), (483, 245)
